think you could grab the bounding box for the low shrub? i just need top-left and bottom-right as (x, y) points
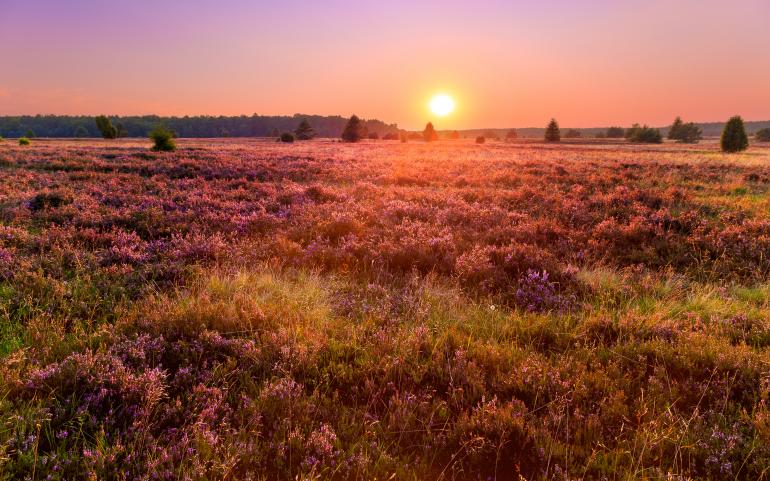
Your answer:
(475, 136), (485, 144)
(149, 125), (176, 152)
(18, 137), (30, 146)
(280, 133), (295, 143)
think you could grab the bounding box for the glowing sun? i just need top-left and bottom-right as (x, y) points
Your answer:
(429, 94), (455, 117)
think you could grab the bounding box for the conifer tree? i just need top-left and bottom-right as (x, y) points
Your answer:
(341, 115), (363, 142)
(423, 122), (438, 142)
(95, 115), (118, 139)
(294, 119), (315, 140)
(721, 116), (749, 152)
(545, 119), (560, 142)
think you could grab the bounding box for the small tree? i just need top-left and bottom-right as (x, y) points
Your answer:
(423, 122), (438, 142)
(149, 125), (176, 152)
(545, 119), (560, 142)
(721, 116), (749, 152)
(626, 124), (662, 143)
(755, 128), (770, 142)
(19, 137), (30, 146)
(95, 115), (118, 139)
(280, 133), (295, 143)
(294, 119), (315, 140)
(505, 129), (518, 140)
(341, 115), (364, 143)
(668, 117), (702, 143)
(606, 126), (625, 138)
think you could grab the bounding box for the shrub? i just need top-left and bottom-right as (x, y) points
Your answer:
(564, 129), (582, 138)
(756, 128), (770, 142)
(294, 119), (315, 140)
(149, 125), (176, 152)
(95, 115), (118, 139)
(476, 136), (486, 144)
(606, 126), (625, 138)
(545, 119), (560, 142)
(423, 122), (438, 142)
(668, 117), (702, 143)
(721, 116), (749, 152)
(626, 124), (662, 143)
(341, 115), (363, 142)
(280, 133), (295, 143)
(18, 137), (30, 146)
(505, 129), (518, 140)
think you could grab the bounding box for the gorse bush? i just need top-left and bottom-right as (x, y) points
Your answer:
(626, 124), (662, 143)
(721, 116), (749, 152)
(149, 125), (176, 152)
(18, 137), (30, 146)
(544, 118), (560, 142)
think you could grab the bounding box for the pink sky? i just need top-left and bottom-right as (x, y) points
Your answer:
(1, 0), (769, 129)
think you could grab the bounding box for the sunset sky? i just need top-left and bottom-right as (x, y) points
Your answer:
(2, 0), (769, 130)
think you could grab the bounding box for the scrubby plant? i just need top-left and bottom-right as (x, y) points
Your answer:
(544, 118), (560, 142)
(280, 132), (295, 143)
(341, 115), (363, 142)
(755, 128), (770, 142)
(626, 124), (662, 143)
(149, 125), (176, 152)
(721, 116), (749, 152)
(95, 115), (118, 139)
(475, 136), (485, 144)
(605, 126), (625, 138)
(18, 137), (30, 146)
(294, 119), (315, 140)
(668, 116), (702, 143)
(423, 122), (438, 142)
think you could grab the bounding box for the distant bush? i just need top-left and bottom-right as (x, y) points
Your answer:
(564, 129), (582, 138)
(605, 126), (625, 138)
(368, 132), (379, 140)
(423, 122), (438, 142)
(476, 136), (485, 144)
(721, 116), (749, 152)
(18, 137), (30, 146)
(505, 129), (518, 140)
(294, 119), (315, 140)
(625, 124), (662, 143)
(544, 119), (560, 142)
(149, 125), (176, 152)
(668, 117), (702, 143)
(280, 133), (295, 143)
(95, 115), (118, 139)
(756, 128), (770, 142)
(341, 115), (363, 142)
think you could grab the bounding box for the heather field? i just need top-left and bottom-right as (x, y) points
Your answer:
(3, 138), (770, 480)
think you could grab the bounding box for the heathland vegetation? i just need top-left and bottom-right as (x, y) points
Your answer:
(1, 138), (769, 479)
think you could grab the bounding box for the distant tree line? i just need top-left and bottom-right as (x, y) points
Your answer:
(0, 114), (400, 139)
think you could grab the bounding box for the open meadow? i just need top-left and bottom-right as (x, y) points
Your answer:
(2, 138), (770, 480)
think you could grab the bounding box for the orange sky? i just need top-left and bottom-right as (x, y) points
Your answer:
(1, 0), (769, 129)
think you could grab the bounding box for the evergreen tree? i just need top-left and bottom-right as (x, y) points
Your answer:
(423, 122), (438, 142)
(341, 115), (364, 143)
(95, 115), (118, 139)
(606, 126), (625, 138)
(545, 119), (560, 142)
(755, 128), (770, 142)
(668, 116), (684, 140)
(294, 119), (315, 140)
(721, 116), (749, 152)
(668, 117), (702, 143)
(626, 124), (663, 143)
(149, 125), (176, 152)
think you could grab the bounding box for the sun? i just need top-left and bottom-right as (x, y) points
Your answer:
(429, 94), (455, 117)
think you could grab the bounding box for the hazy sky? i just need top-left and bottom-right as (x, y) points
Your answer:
(2, 0), (769, 129)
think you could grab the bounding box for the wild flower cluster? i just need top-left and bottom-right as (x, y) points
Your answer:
(1, 139), (769, 479)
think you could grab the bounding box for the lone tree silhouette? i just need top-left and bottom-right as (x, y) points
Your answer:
(423, 122), (438, 142)
(95, 115), (118, 139)
(149, 125), (176, 152)
(294, 119), (315, 140)
(721, 116), (749, 152)
(341, 115), (364, 143)
(545, 119), (561, 142)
